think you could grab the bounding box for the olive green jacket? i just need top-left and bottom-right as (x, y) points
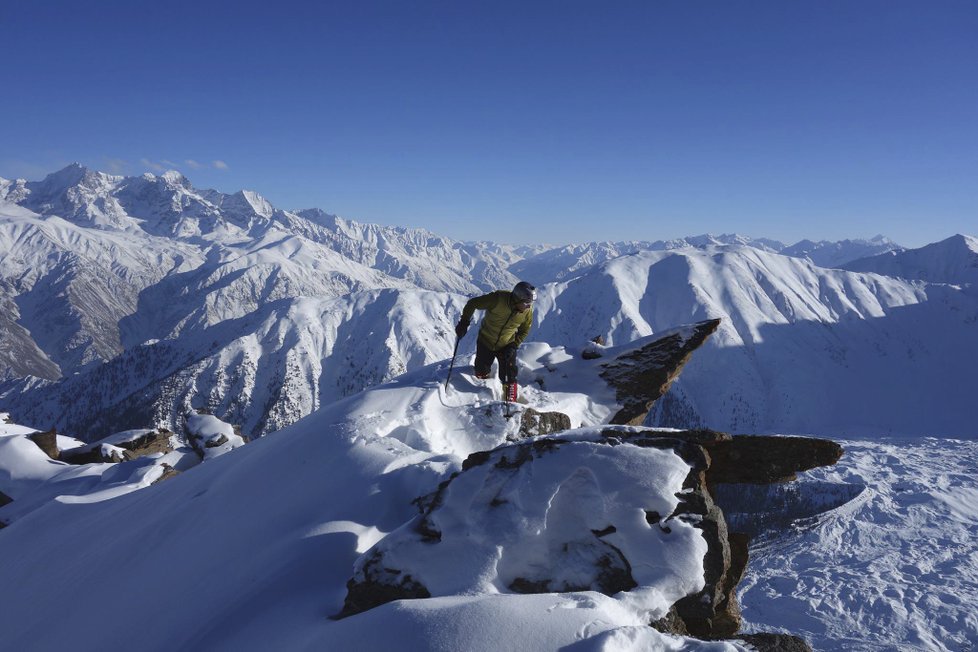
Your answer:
(461, 290), (533, 351)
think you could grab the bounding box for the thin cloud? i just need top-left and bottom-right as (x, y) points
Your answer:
(141, 158), (166, 173)
(185, 159), (203, 169)
(161, 159), (179, 169)
(102, 157), (129, 174)
(0, 159), (57, 180)
(213, 160), (229, 170)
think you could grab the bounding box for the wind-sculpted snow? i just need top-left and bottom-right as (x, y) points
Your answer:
(343, 433), (708, 620)
(738, 436), (978, 651)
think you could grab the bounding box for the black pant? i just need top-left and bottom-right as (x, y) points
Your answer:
(474, 339), (518, 383)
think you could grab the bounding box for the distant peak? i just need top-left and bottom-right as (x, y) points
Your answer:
(227, 189), (274, 218)
(161, 170), (187, 184)
(42, 162), (90, 186)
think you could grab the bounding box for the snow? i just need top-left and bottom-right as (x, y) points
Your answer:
(3, 324), (973, 649)
(737, 436), (978, 651)
(2, 164), (978, 649)
(0, 337), (755, 651)
(185, 410), (245, 459)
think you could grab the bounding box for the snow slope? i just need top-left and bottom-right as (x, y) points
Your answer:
(0, 344), (751, 651)
(738, 436), (978, 651)
(3, 341), (976, 650)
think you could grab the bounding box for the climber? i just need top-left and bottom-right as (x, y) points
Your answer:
(454, 281), (536, 402)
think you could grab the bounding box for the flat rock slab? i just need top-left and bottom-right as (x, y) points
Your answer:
(600, 319), (721, 426)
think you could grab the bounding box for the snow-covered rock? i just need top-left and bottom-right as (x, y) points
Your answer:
(185, 410), (246, 460)
(341, 429), (712, 623)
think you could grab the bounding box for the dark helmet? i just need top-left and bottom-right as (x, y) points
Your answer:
(512, 281), (536, 304)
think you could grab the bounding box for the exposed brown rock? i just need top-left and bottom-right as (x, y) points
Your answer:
(28, 428), (60, 460)
(632, 429), (843, 488)
(600, 319), (721, 425)
(517, 407), (571, 439)
(151, 464), (181, 485)
(60, 428), (177, 465)
(736, 633), (814, 651)
(115, 429), (176, 460)
(336, 549), (431, 619)
(60, 444), (125, 464)
(0, 490), (12, 508)
(704, 435), (843, 485)
(605, 427), (841, 641)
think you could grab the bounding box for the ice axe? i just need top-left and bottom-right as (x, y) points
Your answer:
(445, 335), (460, 392)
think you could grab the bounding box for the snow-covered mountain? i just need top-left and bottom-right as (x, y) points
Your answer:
(1, 290), (463, 440)
(780, 234), (902, 269)
(842, 233), (978, 286)
(509, 234), (900, 284)
(534, 246), (978, 438)
(0, 165), (520, 382)
(0, 164), (964, 445)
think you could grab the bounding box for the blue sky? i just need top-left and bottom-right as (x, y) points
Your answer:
(2, 0), (975, 247)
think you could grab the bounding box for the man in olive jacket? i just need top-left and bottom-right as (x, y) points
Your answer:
(455, 281), (536, 400)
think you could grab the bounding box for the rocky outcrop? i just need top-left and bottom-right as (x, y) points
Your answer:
(631, 429), (844, 487)
(60, 428), (177, 465)
(0, 490), (11, 508)
(115, 429), (177, 459)
(338, 549), (431, 618)
(618, 427), (841, 639)
(517, 407), (571, 439)
(60, 443), (125, 464)
(151, 463), (181, 485)
(340, 426), (839, 650)
(340, 432), (715, 619)
(339, 428), (766, 637)
(28, 429), (60, 460)
(736, 633), (814, 651)
(600, 319), (721, 425)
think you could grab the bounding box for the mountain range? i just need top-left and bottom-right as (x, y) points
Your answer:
(2, 165), (974, 443)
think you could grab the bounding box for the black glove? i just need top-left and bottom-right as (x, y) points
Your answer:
(455, 318), (470, 339)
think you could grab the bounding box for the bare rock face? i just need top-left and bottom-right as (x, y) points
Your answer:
(600, 319), (721, 425)
(637, 429), (844, 487)
(151, 463), (181, 485)
(633, 428), (840, 642)
(0, 490), (11, 508)
(702, 435), (843, 485)
(338, 549), (431, 618)
(115, 428), (176, 460)
(60, 443), (125, 464)
(28, 429), (60, 460)
(517, 407), (572, 439)
(736, 633), (814, 651)
(60, 428), (177, 465)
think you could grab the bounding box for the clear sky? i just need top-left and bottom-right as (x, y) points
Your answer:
(2, 0), (975, 247)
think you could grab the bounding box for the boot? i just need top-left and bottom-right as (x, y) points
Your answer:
(503, 382), (519, 403)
